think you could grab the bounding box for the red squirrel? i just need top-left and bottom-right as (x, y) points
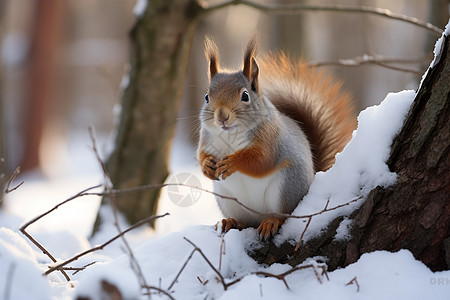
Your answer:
(197, 36), (355, 239)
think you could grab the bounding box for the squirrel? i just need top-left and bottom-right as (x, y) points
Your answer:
(197, 36), (355, 239)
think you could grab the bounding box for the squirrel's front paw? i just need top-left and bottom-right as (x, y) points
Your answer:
(201, 155), (219, 180)
(216, 155), (237, 180)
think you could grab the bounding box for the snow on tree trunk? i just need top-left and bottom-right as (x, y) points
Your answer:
(253, 34), (450, 272)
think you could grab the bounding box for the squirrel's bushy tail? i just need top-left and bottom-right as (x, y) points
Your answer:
(260, 53), (356, 172)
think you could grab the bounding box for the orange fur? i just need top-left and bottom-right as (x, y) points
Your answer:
(258, 217), (285, 240)
(215, 122), (291, 179)
(259, 53), (356, 172)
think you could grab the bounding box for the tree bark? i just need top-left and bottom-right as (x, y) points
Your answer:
(252, 34), (450, 272)
(103, 0), (203, 226)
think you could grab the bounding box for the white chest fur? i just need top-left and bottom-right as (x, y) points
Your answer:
(207, 127), (251, 159)
(213, 170), (283, 227)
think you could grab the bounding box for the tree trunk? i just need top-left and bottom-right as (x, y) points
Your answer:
(0, 1), (5, 206)
(103, 0), (203, 226)
(21, 0), (64, 172)
(252, 34), (450, 272)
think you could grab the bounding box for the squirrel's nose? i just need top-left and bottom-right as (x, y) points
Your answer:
(217, 113), (229, 123)
(216, 108), (230, 123)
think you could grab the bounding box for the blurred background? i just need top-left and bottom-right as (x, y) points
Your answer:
(0, 0), (448, 181)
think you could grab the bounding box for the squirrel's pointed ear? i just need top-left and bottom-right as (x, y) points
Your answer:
(204, 36), (219, 80)
(242, 35), (260, 92)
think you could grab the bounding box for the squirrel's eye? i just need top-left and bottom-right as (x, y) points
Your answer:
(241, 91), (249, 102)
(204, 94), (209, 104)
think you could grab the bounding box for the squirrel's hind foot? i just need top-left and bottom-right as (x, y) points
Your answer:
(258, 217), (285, 240)
(217, 218), (245, 233)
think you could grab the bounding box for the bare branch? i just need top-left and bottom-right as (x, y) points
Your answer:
(170, 236), (329, 294)
(88, 183), (362, 221)
(43, 213), (169, 276)
(309, 54), (430, 74)
(88, 126), (112, 188)
(19, 185), (101, 282)
(184, 237), (227, 287)
(0, 166), (24, 203)
(90, 127), (152, 298)
(346, 276), (360, 292)
(198, 0), (443, 35)
(142, 286), (175, 300)
(21, 185), (102, 233)
(295, 216), (312, 252)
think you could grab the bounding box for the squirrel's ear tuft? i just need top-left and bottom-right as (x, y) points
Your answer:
(204, 36), (220, 80)
(243, 35), (260, 92)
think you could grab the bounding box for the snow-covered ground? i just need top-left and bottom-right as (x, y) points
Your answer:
(1, 19), (449, 300)
(2, 87), (449, 300)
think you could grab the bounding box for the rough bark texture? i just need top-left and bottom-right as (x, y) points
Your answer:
(104, 0), (202, 225)
(252, 35), (450, 272)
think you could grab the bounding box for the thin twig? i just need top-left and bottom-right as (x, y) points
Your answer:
(86, 183), (362, 221)
(56, 261), (98, 275)
(19, 185), (101, 282)
(185, 237), (227, 287)
(171, 237), (328, 293)
(43, 213), (169, 276)
(198, 0), (443, 35)
(88, 127), (112, 187)
(20, 185), (102, 231)
(295, 216), (312, 252)
(168, 248), (198, 291)
(142, 286), (175, 300)
(90, 127), (153, 299)
(346, 276), (360, 292)
(309, 54), (429, 74)
(0, 166), (24, 203)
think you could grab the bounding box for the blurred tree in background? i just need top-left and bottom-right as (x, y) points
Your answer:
(103, 0), (203, 226)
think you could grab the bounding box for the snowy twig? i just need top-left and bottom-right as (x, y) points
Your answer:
(44, 213), (169, 276)
(0, 166), (24, 203)
(252, 263), (327, 289)
(295, 216), (313, 252)
(309, 55), (429, 74)
(198, 0), (443, 35)
(169, 237), (227, 290)
(170, 237), (328, 293)
(20, 185), (102, 282)
(59, 261), (98, 275)
(346, 276), (360, 292)
(142, 286), (175, 300)
(294, 196), (362, 251)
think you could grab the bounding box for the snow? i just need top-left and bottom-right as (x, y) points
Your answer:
(0, 228), (53, 300)
(279, 90), (415, 244)
(333, 217), (353, 242)
(133, 0), (147, 18)
(1, 19), (449, 300)
(2, 88), (449, 300)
